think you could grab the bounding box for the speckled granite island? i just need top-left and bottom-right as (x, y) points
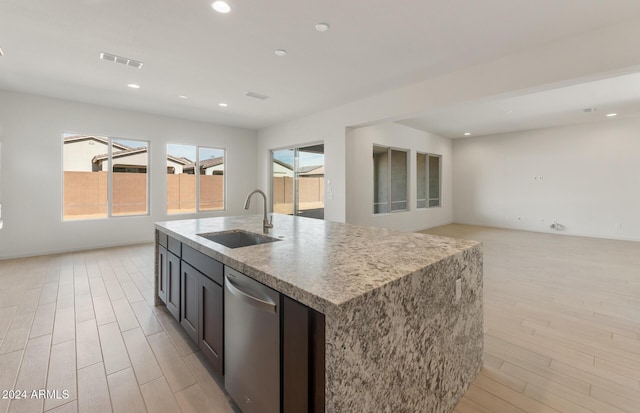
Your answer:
(155, 214), (483, 413)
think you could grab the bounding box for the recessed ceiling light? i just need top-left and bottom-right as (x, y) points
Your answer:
(212, 1), (231, 13)
(464, 132), (471, 136)
(606, 113), (617, 117)
(218, 102), (228, 107)
(127, 83), (140, 89)
(315, 23), (330, 32)
(274, 49), (287, 57)
(0, 47), (4, 56)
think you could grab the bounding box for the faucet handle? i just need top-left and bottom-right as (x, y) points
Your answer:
(264, 215), (274, 230)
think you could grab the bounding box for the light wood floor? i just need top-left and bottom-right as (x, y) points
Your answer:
(0, 225), (638, 413)
(0, 244), (238, 413)
(421, 224), (640, 413)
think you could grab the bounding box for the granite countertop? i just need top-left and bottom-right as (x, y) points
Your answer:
(155, 214), (479, 314)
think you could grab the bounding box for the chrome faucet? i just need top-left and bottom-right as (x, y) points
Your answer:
(243, 189), (273, 234)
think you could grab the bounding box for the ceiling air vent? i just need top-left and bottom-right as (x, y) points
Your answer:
(245, 91), (270, 100)
(99, 52), (143, 69)
(582, 107), (597, 113)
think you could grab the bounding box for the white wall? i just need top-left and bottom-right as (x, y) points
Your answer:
(63, 139), (110, 171)
(346, 123), (453, 231)
(453, 118), (640, 241)
(257, 17), (640, 226)
(0, 90), (257, 259)
(167, 159), (185, 174)
(257, 123), (346, 222)
(3, 19), (640, 256)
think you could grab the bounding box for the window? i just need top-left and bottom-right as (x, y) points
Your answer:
(417, 153), (441, 208)
(271, 144), (325, 220)
(167, 144), (225, 214)
(373, 145), (408, 214)
(63, 133), (149, 220)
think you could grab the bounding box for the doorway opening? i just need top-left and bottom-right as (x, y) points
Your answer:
(271, 144), (325, 220)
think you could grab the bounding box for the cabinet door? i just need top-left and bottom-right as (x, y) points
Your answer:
(199, 275), (223, 375)
(282, 296), (309, 413)
(282, 297), (326, 413)
(166, 252), (181, 321)
(180, 263), (199, 343)
(157, 246), (168, 304)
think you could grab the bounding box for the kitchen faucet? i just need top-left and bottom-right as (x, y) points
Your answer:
(243, 189), (273, 234)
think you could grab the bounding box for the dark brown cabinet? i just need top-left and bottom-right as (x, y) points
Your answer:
(180, 262), (199, 342)
(157, 246), (168, 304)
(198, 274), (224, 375)
(180, 244), (225, 376)
(282, 296), (325, 413)
(155, 230), (324, 410)
(166, 251), (181, 321)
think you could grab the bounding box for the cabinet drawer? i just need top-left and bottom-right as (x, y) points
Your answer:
(168, 236), (182, 257)
(183, 244), (223, 285)
(158, 231), (168, 248)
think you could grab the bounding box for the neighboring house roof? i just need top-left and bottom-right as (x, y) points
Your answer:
(91, 148), (191, 165)
(169, 155), (192, 165)
(299, 165), (324, 175)
(273, 158), (293, 171)
(183, 157), (224, 172)
(63, 135), (130, 151)
(200, 157), (224, 169)
(272, 160), (323, 175)
(174, 156), (193, 165)
(92, 147), (147, 163)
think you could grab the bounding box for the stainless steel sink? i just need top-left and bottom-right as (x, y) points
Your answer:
(197, 229), (281, 249)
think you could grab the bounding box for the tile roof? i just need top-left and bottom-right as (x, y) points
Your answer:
(91, 148), (191, 165)
(63, 135), (130, 150)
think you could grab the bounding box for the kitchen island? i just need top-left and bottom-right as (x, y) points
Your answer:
(155, 214), (483, 413)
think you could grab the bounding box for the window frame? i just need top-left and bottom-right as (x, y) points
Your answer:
(416, 151), (442, 209)
(62, 133), (150, 221)
(372, 144), (409, 214)
(166, 144), (226, 215)
(269, 142), (325, 219)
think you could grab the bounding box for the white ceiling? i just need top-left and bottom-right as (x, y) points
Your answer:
(2, 0), (640, 130)
(398, 72), (640, 138)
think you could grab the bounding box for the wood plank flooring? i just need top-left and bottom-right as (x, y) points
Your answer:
(0, 225), (638, 412)
(0, 244), (238, 413)
(420, 225), (640, 413)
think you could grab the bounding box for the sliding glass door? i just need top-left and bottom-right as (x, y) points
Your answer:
(271, 144), (324, 220)
(272, 148), (295, 216)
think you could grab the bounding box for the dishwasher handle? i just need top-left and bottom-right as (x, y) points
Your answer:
(225, 275), (277, 314)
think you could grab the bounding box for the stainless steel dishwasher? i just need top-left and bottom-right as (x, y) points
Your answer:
(224, 267), (280, 413)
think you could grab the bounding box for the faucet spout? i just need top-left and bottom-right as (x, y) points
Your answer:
(243, 189), (273, 234)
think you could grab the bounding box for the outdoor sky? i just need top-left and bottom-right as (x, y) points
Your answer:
(63, 134), (322, 167)
(167, 144), (224, 163)
(169, 145), (325, 168)
(273, 149), (324, 168)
